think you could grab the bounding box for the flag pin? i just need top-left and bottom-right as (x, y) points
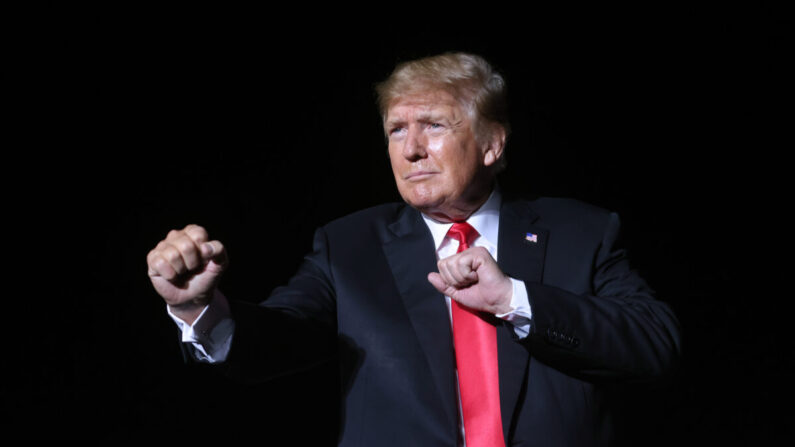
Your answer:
(525, 232), (538, 243)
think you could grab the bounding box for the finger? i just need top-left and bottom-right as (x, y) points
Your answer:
(146, 249), (159, 276)
(446, 263), (468, 285)
(184, 224), (209, 244)
(437, 259), (459, 287)
(427, 272), (456, 296)
(165, 229), (183, 242)
(454, 255), (479, 283)
(449, 255), (477, 285)
(468, 247), (490, 270)
(439, 257), (472, 287)
(146, 241), (173, 275)
(171, 235), (202, 270)
(148, 253), (178, 280)
(160, 244), (187, 276)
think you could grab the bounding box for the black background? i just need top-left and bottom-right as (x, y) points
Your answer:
(11, 4), (792, 444)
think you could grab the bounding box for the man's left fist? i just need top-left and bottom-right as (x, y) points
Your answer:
(427, 246), (513, 315)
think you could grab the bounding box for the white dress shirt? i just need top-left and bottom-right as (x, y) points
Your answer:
(169, 187), (532, 363)
(421, 188), (532, 337)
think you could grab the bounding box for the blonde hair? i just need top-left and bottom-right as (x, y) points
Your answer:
(375, 52), (510, 170)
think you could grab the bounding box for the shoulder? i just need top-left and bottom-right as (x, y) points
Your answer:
(510, 196), (619, 234)
(320, 202), (409, 238)
(528, 196), (614, 220)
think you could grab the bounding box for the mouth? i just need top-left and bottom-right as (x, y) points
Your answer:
(404, 171), (438, 181)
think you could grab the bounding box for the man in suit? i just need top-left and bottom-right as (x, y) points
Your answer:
(146, 53), (681, 446)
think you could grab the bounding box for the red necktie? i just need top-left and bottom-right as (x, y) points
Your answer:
(447, 222), (505, 447)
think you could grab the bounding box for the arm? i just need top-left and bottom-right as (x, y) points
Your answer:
(210, 227), (338, 384)
(521, 212), (681, 382)
(147, 225), (337, 383)
(167, 289), (235, 363)
(428, 212), (681, 383)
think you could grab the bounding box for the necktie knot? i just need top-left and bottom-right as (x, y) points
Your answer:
(448, 222), (479, 252)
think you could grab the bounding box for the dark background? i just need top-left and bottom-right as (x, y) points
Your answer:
(12, 4), (791, 444)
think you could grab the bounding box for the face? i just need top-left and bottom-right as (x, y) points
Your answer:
(384, 89), (503, 222)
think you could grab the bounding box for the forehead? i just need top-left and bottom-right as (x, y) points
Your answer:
(385, 90), (468, 121)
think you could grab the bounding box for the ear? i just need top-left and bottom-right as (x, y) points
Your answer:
(482, 124), (507, 167)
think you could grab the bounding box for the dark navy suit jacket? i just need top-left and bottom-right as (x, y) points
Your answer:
(218, 197), (681, 446)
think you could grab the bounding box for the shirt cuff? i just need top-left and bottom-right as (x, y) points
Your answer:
(495, 278), (532, 339)
(167, 289), (235, 363)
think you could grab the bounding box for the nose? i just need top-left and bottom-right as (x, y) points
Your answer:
(402, 125), (427, 162)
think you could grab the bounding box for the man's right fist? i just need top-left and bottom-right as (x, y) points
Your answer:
(147, 224), (228, 324)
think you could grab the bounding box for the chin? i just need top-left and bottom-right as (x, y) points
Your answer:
(404, 197), (437, 211)
(401, 190), (443, 212)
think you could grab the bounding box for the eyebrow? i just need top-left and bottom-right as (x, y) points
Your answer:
(385, 111), (447, 126)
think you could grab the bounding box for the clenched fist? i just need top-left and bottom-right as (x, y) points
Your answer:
(147, 224), (228, 324)
(427, 246), (513, 315)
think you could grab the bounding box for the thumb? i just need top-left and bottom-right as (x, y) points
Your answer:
(200, 241), (228, 269)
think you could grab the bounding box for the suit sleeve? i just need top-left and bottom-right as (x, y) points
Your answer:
(522, 211), (681, 382)
(219, 227), (338, 384)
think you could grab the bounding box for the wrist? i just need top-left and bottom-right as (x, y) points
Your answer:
(168, 296), (212, 326)
(491, 276), (514, 315)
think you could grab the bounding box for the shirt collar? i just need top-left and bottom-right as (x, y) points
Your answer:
(421, 186), (502, 251)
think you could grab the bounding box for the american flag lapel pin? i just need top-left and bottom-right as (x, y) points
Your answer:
(525, 232), (538, 243)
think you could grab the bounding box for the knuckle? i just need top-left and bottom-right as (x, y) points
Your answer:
(185, 224), (208, 241)
(152, 257), (166, 270)
(162, 247), (181, 263)
(146, 250), (160, 265)
(175, 239), (196, 254)
(152, 258), (173, 277)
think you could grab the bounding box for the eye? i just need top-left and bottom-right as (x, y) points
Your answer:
(388, 126), (406, 137)
(428, 122), (444, 130)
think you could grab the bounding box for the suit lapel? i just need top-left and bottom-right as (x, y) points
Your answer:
(382, 205), (458, 431)
(497, 200), (548, 439)
(380, 200), (549, 440)
(498, 199), (546, 290)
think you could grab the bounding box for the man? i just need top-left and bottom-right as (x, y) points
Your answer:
(147, 53), (681, 446)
